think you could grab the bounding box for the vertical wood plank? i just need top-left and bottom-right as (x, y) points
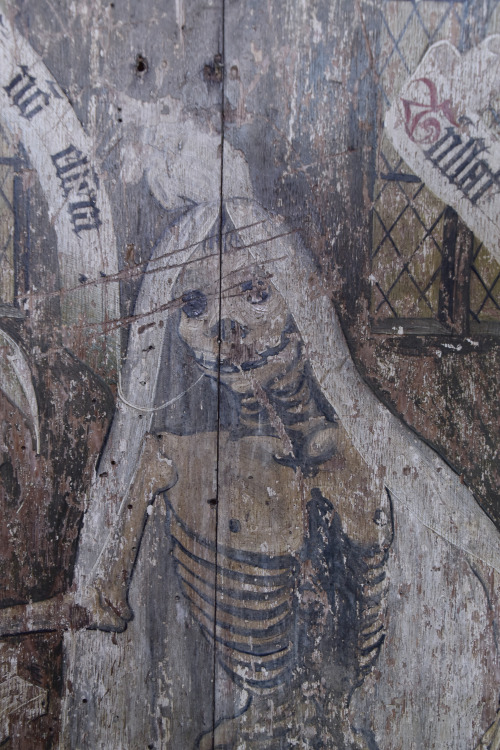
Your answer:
(58, 0), (227, 739)
(0, 1), (225, 747)
(217, 2), (500, 748)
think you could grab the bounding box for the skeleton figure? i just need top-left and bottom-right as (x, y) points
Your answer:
(83, 200), (394, 748)
(168, 208), (392, 690)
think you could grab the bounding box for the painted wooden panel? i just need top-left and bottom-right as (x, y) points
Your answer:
(0, 1), (500, 749)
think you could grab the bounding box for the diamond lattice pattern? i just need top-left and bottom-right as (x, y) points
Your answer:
(0, 124), (15, 306)
(372, 1), (466, 321)
(470, 241), (500, 323)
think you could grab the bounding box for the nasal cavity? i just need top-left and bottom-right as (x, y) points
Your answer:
(211, 318), (248, 341)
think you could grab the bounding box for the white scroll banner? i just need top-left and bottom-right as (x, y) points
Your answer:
(0, 11), (119, 368)
(386, 36), (500, 265)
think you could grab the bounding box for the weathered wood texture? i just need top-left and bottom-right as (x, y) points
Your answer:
(1, 1), (500, 749)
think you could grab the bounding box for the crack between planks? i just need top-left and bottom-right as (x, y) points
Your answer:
(212, 1), (226, 747)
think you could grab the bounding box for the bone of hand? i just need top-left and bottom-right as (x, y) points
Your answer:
(475, 710), (500, 750)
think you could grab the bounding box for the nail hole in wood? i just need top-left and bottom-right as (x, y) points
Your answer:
(135, 54), (148, 75)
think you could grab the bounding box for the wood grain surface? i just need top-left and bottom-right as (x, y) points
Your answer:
(0, 1), (500, 748)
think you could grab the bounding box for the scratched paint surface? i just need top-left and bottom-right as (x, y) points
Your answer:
(0, 1), (500, 749)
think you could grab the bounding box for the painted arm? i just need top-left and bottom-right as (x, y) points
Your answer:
(0, 433), (177, 636)
(87, 432), (178, 631)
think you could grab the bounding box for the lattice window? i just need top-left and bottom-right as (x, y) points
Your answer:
(372, 140), (445, 321)
(470, 241), (500, 326)
(0, 123), (27, 320)
(371, 0), (500, 336)
(0, 124), (16, 310)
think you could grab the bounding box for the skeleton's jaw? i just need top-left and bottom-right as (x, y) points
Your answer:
(192, 351), (278, 374)
(190, 333), (299, 391)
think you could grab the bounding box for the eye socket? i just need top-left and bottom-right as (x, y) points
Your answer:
(181, 289), (207, 318)
(241, 278), (270, 304)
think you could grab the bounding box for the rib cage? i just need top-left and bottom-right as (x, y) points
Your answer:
(167, 488), (393, 699)
(357, 544), (392, 678)
(169, 508), (299, 692)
